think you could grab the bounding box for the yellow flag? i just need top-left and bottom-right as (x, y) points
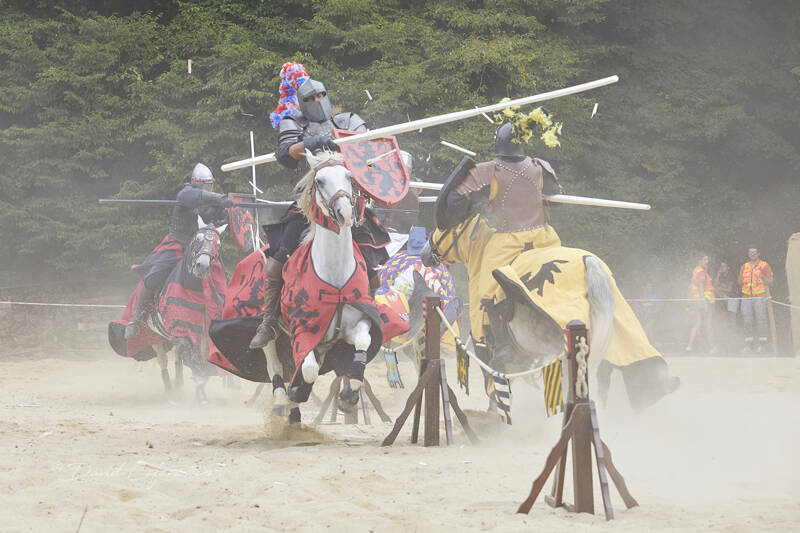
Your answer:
(542, 359), (563, 417)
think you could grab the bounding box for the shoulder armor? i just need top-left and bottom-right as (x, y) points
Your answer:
(278, 117), (303, 146)
(278, 117), (303, 135)
(333, 112), (367, 132)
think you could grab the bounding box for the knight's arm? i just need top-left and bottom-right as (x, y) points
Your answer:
(176, 187), (231, 209)
(535, 158), (565, 196)
(276, 118), (303, 168)
(447, 167), (490, 223)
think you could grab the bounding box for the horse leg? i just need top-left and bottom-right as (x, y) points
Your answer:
(262, 341), (289, 415)
(301, 350), (319, 384)
(193, 371), (209, 405)
(174, 350), (184, 390)
(154, 343), (171, 395)
(288, 402), (301, 425)
(339, 319), (371, 414)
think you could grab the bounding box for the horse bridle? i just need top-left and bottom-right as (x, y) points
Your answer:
(190, 228), (218, 274)
(314, 161), (358, 227)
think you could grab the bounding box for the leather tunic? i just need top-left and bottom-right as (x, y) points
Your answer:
(455, 157), (546, 233)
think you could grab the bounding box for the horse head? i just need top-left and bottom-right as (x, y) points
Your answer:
(189, 216), (227, 279)
(300, 150), (355, 229)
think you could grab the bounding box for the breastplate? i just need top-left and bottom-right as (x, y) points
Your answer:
(486, 158), (546, 233)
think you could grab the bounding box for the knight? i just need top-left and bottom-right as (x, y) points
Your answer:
(249, 62), (390, 349)
(424, 117), (564, 352)
(124, 163), (233, 339)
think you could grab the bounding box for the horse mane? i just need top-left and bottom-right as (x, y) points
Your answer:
(294, 150), (345, 243)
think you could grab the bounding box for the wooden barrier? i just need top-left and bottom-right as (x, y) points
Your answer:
(382, 296), (478, 446)
(517, 320), (638, 520)
(313, 376), (391, 425)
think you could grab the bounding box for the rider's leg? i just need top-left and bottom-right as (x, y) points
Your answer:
(124, 282), (158, 340)
(250, 215), (307, 349)
(248, 255), (284, 348)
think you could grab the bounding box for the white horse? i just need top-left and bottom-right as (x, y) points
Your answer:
(266, 150), (377, 423)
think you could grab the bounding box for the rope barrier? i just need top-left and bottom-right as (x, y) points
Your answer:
(627, 296), (757, 302)
(434, 305), (564, 380)
(0, 301), (125, 309)
(769, 299), (800, 311)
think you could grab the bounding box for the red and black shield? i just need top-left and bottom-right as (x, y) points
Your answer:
(333, 129), (410, 207)
(228, 193), (258, 253)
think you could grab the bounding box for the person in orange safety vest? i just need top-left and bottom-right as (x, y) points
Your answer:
(738, 247), (773, 353)
(686, 253), (716, 353)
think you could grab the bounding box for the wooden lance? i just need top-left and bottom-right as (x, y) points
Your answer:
(220, 76), (619, 172)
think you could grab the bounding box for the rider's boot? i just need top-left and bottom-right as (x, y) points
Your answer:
(125, 285), (156, 340)
(249, 256), (284, 349)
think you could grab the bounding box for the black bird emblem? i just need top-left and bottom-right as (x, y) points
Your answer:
(520, 260), (569, 296)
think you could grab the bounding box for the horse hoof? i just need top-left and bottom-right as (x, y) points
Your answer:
(288, 407), (301, 425)
(195, 388), (209, 405)
(301, 355), (319, 384)
(272, 388), (289, 416)
(338, 387), (360, 414)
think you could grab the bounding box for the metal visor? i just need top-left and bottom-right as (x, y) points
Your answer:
(332, 129), (410, 207)
(228, 193), (258, 253)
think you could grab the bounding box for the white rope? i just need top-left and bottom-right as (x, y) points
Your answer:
(434, 306), (564, 380)
(627, 296), (800, 311)
(769, 299), (800, 310)
(0, 301), (125, 309)
(626, 296), (752, 302)
(575, 336), (589, 399)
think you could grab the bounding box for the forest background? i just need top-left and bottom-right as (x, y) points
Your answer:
(1, 0), (798, 305)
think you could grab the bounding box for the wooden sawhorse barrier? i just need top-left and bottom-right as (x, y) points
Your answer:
(518, 320), (638, 520)
(313, 376), (391, 425)
(382, 296), (478, 446)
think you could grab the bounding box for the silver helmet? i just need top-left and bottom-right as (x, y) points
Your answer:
(190, 163), (215, 185)
(493, 122), (525, 160)
(298, 79), (333, 123)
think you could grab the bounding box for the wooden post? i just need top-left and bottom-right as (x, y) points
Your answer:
(313, 376), (391, 425)
(424, 296), (441, 446)
(518, 320), (637, 519)
(566, 321), (593, 514)
(382, 296), (478, 447)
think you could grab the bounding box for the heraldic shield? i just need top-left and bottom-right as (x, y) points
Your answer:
(333, 129), (410, 207)
(227, 193), (258, 253)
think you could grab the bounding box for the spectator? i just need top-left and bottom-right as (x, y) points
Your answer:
(738, 247), (773, 353)
(686, 254), (716, 353)
(637, 281), (662, 343)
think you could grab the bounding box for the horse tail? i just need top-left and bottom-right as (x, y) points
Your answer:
(584, 255), (614, 358)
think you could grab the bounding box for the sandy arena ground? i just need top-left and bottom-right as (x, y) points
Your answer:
(1, 350), (799, 532)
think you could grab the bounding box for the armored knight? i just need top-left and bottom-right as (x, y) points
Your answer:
(423, 121), (564, 351)
(124, 163), (232, 339)
(249, 62), (389, 349)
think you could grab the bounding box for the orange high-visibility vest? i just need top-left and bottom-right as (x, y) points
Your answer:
(689, 266), (715, 302)
(740, 260), (770, 296)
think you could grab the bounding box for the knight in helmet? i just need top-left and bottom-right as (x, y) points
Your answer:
(423, 110), (564, 350)
(249, 62), (390, 349)
(124, 163), (233, 339)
